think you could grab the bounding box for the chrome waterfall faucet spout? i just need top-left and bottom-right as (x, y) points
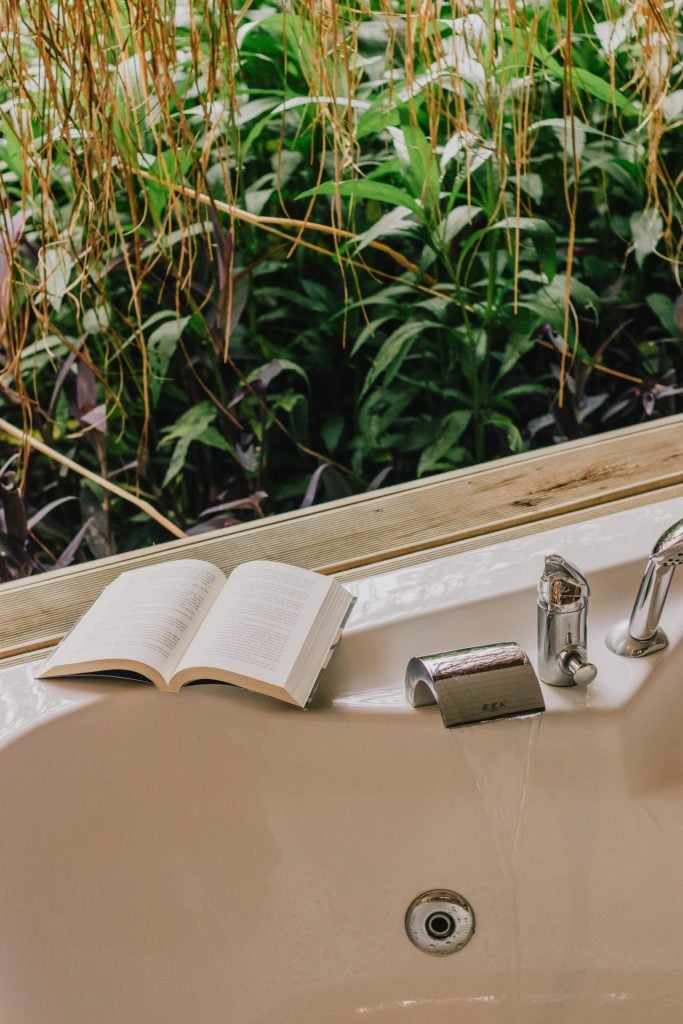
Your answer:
(537, 554), (597, 686)
(606, 517), (683, 658)
(405, 642), (544, 728)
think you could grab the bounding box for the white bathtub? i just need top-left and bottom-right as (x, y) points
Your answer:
(1, 496), (683, 1023)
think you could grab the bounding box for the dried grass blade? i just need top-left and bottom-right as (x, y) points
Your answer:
(0, 417), (186, 541)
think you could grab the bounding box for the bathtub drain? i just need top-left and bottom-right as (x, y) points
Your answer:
(405, 890), (475, 955)
(425, 911), (456, 940)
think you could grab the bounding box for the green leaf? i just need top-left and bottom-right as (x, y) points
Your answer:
(161, 403), (216, 441)
(147, 315), (191, 405)
(551, 275), (601, 318)
(503, 27), (639, 115)
(284, 392), (309, 441)
(355, 92), (421, 141)
(360, 320), (436, 399)
(395, 124), (440, 212)
(511, 173), (544, 204)
(38, 242), (74, 313)
(493, 313), (539, 381)
(162, 435), (193, 488)
(646, 293), (677, 335)
(143, 148), (194, 225)
(160, 402), (233, 487)
(486, 413), (525, 454)
(0, 121), (25, 181)
(496, 383), (546, 400)
(417, 411), (471, 476)
(520, 275), (601, 328)
(321, 415), (344, 454)
(351, 206), (417, 255)
(630, 209), (664, 269)
(356, 103), (399, 140)
(570, 66), (636, 112)
(350, 315), (394, 358)
(358, 388), (416, 450)
(435, 205), (483, 247)
(247, 358), (310, 389)
(18, 334), (68, 373)
(198, 424), (233, 452)
(489, 217), (557, 282)
(140, 221), (213, 261)
(297, 180), (423, 218)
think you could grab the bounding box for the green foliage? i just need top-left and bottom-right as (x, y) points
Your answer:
(0, 0), (681, 575)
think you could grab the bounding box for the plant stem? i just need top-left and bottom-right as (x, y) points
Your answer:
(0, 417), (186, 540)
(474, 172), (500, 463)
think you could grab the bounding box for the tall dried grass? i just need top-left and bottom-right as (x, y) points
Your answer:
(0, 0), (680, 546)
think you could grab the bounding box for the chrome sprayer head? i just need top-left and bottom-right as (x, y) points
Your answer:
(606, 516), (683, 658)
(651, 518), (683, 567)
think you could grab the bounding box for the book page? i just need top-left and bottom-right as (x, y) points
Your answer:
(176, 560), (332, 687)
(40, 559), (225, 681)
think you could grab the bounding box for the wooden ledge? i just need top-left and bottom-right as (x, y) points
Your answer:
(1, 415), (682, 660)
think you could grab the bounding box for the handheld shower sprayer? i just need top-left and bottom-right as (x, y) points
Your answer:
(607, 517), (683, 658)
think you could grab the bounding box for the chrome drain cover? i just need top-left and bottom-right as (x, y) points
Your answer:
(405, 890), (475, 955)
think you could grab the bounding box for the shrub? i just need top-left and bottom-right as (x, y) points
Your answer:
(0, 0), (680, 576)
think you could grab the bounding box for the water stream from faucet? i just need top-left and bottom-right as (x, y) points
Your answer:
(453, 713), (541, 1023)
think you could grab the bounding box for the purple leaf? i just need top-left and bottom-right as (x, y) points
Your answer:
(85, 511), (111, 558)
(76, 360), (97, 415)
(525, 413), (556, 437)
(0, 481), (27, 542)
(208, 207), (233, 296)
(80, 403), (107, 434)
(674, 293), (683, 333)
(301, 464), (351, 506)
(186, 514), (242, 535)
(200, 491), (268, 517)
(235, 436), (257, 472)
(0, 453), (19, 479)
(301, 463), (331, 508)
(27, 494), (78, 531)
(550, 364), (576, 395)
(227, 273), (250, 336)
(48, 335), (86, 417)
(228, 386), (246, 409)
(0, 532), (32, 580)
(601, 394), (634, 422)
(540, 324), (566, 351)
(207, 207), (250, 342)
(55, 516), (93, 568)
(251, 359), (287, 392)
(367, 467), (393, 491)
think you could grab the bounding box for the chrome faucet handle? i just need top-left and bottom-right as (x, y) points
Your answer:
(538, 553), (589, 607)
(558, 648), (598, 687)
(538, 554), (597, 687)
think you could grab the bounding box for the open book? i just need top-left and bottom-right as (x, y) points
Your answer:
(37, 558), (355, 706)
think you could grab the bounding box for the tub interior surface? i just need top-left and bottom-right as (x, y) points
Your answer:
(1, 681), (683, 1024)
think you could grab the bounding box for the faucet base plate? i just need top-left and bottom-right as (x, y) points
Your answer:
(605, 621), (669, 658)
